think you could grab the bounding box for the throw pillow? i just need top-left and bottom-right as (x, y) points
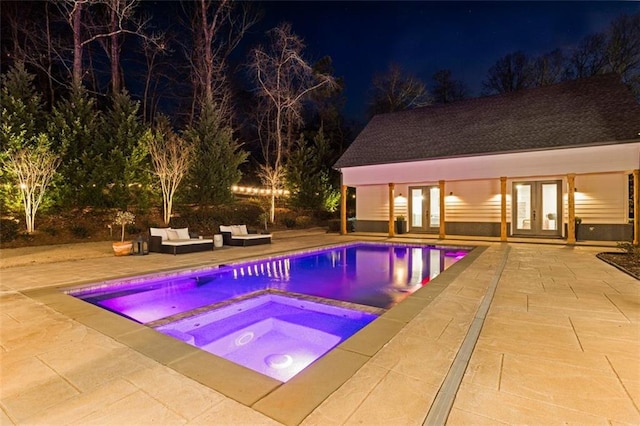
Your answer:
(230, 225), (242, 236)
(239, 225), (248, 235)
(166, 229), (180, 240)
(174, 228), (190, 239)
(150, 227), (171, 241)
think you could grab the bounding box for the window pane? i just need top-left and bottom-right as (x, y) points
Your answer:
(516, 184), (531, 230)
(430, 187), (440, 228)
(541, 183), (558, 230)
(411, 189), (422, 227)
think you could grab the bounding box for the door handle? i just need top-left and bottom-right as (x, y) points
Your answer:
(532, 210), (536, 220)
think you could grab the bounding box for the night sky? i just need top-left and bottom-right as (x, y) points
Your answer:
(248, 1), (640, 121)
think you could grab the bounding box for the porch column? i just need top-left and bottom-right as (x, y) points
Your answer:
(388, 183), (395, 237)
(439, 180), (446, 239)
(634, 170), (639, 245)
(500, 176), (507, 241)
(340, 184), (347, 235)
(567, 173), (576, 244)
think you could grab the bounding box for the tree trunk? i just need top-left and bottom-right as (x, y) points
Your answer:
(110, 1), (121, 93)
(45, 3), (55, 105)
(72, 1), (83, 89)
(164, 194), (172, 225)
(270, 190), (275, 223)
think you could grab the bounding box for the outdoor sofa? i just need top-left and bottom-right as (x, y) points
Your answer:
(219, 225), (271, 246)
(149, 227), (214, 255)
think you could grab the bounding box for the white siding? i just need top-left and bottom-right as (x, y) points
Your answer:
(445, 180), (503, 222)
(356, 185), (393, 221)
(354, 173), (630, 226)
(575, 173), (628, 224)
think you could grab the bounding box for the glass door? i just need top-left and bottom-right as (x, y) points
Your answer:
(409, 186), (440, 233)
(513, 181), (561, 236)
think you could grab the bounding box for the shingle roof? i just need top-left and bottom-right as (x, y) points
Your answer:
(334, 74), (640, 169)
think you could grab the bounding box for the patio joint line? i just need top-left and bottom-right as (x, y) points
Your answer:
(423, 244), (511, 426)
(605, 355), (640, 415)
(602, 292), (632, 323)
(567, 316), (585, 352)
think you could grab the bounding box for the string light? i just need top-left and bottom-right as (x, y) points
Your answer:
(231, 185), (290, 197)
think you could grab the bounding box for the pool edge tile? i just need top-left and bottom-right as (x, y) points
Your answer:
(169, 350), (282, 406)
(118, 327), (202, 365)
(252, 348), (370, 426)
(339, 317), (405, 357)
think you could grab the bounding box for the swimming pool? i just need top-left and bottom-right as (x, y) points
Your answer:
(68, 242), (469, 381)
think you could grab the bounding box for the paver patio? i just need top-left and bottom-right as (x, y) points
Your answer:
(1, 231), (638, 425)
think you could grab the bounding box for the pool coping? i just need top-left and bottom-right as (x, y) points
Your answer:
(23, 242), (486, 426)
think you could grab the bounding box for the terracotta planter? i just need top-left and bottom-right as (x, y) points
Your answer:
(112, 241), (133, 256)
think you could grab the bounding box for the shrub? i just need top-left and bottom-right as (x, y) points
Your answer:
(313, 209), (338, 226)
(617, 241), (640, 259)
(70, 225), (90, 238)
(172, 201), (264, 235)
(0, 218), (20, 242)
(126, 224), (142, 236)
(19, 232), (35, 242)
(42, 226), (59, 236)
(327, 219), (341, 232)
(295, 215), (312, 228)
(283, 217), (296, 228)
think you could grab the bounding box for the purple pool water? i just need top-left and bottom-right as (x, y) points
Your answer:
(69, 242), (469, 382)
(156, 294), (377, 381)
(71, 242), (469, 324)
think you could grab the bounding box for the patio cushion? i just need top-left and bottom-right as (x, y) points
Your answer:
(174, 228), (190, 239)
(230, 234), (270, 240)
(150, 227), (171, 241)
(161, 238), (213, 246)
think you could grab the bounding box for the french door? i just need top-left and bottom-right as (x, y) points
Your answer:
(409, 186), (440, 233)
(513, 180), (562, 236)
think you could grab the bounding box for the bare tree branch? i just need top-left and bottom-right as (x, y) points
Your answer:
(367, 63), (431, 116)
(144, 126), (193, 225)
(2, 135), (60, 233)
(249, 23), (336, 222)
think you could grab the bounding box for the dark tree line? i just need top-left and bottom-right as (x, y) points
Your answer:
(0, 0), (350, 232)
(366, 13), (639, 117)
(482, 14), (640, 96)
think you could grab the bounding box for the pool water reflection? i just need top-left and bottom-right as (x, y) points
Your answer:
(71, 243), (469, 324)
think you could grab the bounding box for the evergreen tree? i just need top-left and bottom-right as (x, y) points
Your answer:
(96, 91), (150, 208)
(286, 129), (340, 213)
(0, 63), (48, 214)
(48, 86), (100, 207)
(0, 63), (46, 151)
(184, 100), (248, 205)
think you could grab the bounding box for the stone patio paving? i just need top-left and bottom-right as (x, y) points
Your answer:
(1, 231), (638, 425)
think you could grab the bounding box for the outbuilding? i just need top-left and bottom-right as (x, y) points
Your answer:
(335, 74), (640, 244)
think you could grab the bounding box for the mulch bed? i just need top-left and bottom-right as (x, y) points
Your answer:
(597, 252), (640, 280)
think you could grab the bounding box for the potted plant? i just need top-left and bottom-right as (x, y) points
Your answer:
(112, 211), (135, 256)
(395, 214), (407, 234)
